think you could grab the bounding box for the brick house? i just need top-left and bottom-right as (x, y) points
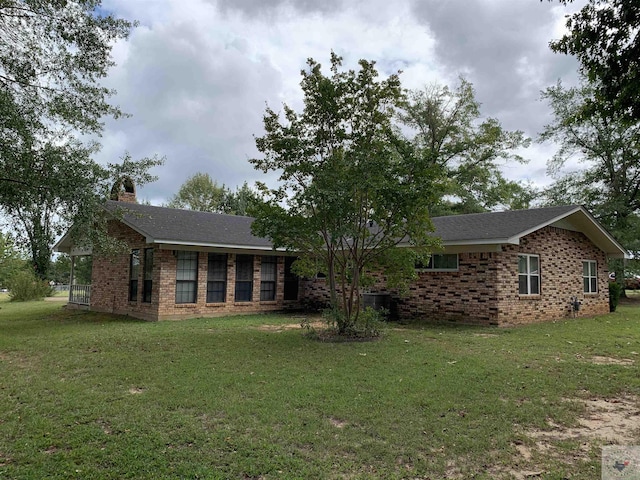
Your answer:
(55, 196), (627, 325)
(303, 205), (627, 326)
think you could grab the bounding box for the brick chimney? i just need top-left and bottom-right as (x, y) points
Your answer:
(110, 176), (137, 203)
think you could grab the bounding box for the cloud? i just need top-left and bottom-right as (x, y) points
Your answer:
(212, 0), (343, 18)
(95, 0), (586, 204)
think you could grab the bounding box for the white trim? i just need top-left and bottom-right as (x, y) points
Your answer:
(582, 259), (598, 294)
(573, 207), (629, 258)
(509, 206), (583, 242)
(518, 253), (541, 296)
(155, 240), (286, 252)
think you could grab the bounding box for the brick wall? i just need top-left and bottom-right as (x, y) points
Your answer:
(91, 220), (300, 321)
(495, 226), (609, 326)
(91, 221), (159, 320)
(301, 226), (611, 326)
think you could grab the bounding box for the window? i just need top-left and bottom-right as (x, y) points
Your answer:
(583, 260), (597, 294)
(175, 251), (198, 303)
(260, 256), (277, 301)
(142, 248), (153, 303)
(129, 249), (140, 301)
(207, 253), (227, 303)
(235, 254), (253, 302)
(284, 256), (299, 301)
(416, 254), (458, 271)
(518, 254), (540, 295)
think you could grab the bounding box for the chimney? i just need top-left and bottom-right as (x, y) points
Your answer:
(110, 176), (137, 203)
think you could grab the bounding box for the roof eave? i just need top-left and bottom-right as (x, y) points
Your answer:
(501, 205), (628, 259)
(153, 239), (285, 252)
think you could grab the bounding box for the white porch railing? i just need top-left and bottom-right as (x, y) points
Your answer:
(69, 285), (91, 305)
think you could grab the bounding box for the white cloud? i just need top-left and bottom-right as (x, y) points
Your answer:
(96, 0), (587, 205)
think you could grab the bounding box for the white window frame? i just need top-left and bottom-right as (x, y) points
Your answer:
(175, 251), (198, 304)
(416, 253), (459, 272)
(260, 255), (277, 302)
(582, 260), (598, 294)
(518, 254), (540, 295)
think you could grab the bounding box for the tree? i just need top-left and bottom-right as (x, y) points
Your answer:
(49, 254), (71, 285)
(547, 0), (640, 122)
(0, 2), (163, 278)
(0, 232), (27, 288)
(399, 79), (532, 216)
(4, 150), (163, 279)
(539, 79), (639, 285)
(251, 53), (441, 335)
(0, 0), (134, 203)
(166, 173), (229, 212)
(167, 174), (261, 216)
(226, 182), (261, 216)
(0, 1), (132, 140)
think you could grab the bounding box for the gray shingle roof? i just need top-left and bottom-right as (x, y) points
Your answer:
(431, 204), (580, 242)
(95, 201), (624, 258)
(111, 201), (580, 246)
(106, 200), (273, 249)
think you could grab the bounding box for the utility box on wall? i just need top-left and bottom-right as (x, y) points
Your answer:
(362, 293), (391, 312)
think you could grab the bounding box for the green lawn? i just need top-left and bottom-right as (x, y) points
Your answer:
(1, 299), (639, 479)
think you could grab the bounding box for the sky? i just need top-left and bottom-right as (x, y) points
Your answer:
(97, 0), (586, 206)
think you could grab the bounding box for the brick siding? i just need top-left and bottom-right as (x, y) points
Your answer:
(90, 220), (300, 321)
(301, 226), (610, 326)
(495, 226), (609, 326)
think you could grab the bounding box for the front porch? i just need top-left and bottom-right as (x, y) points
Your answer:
(67, 253), (92, 306)
(70, 284), (91, 305)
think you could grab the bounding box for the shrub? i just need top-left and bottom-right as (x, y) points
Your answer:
(609, 281), (623, 312)
(312, 306), (386, 340)
(8, 270), (53, 302)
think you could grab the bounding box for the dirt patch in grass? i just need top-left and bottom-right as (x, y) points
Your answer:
(328, 417), (348, 428)
(588, 355), (635, 366)
(254, 320), (325, 332)
(0, 451), (12, 467)
(508, 395), (640, 478)
(0, 351), (36, 369)
(255, 319), (381, 342)
(529, 397), (640, 444)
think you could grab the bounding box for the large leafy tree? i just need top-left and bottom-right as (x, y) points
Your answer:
(539, 80), (639, 283)
(548, 0), (640, 122)
(0, 0), (132, 143)
(0, 1), (162, 278)
(400, 79), (532, 216)
(226, 182), (262, 216)
(166, 173), (260, 216)
(0, 232), (27, 288)
(251, 53), (441, 334)
(166, 173), (229, 212)
(5, 150), (162, 278)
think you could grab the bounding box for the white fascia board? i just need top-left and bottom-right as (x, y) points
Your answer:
(69, 247), (93, 256)
(397, 239), (509, 251)
(154, 239), (286, 252)
(575, 208), (629, 258)
(442, 238), (516, 246)
(53, 231), (71, 253)
(514, 206), (628, 258)
(511, 206), (583, 241)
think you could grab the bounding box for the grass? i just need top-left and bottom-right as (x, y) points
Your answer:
(0, 299), (639, 479)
